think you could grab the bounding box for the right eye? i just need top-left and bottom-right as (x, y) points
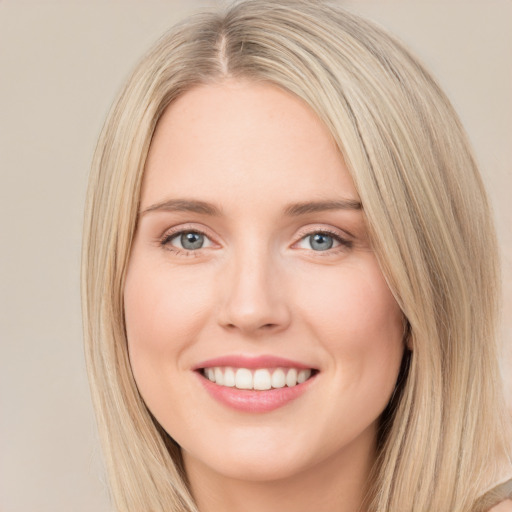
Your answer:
(163, 230), (213, 252)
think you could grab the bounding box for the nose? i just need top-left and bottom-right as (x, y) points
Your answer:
(217, 246), (291, 336)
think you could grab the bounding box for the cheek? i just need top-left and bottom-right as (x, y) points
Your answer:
(122, 254), (218, 435)
(123, 254), (211, 389)
(302, 258), (402, 330)
(296, 257), (404, 385)
(125, 259), (205, 341)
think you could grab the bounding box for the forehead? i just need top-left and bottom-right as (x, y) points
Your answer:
(141, 80), (359, 211)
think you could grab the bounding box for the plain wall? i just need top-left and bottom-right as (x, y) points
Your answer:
(0, 1), (510, 511)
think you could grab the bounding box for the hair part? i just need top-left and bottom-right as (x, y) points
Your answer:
(82, 1), (511, 510)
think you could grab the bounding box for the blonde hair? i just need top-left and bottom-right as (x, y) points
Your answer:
(81, 1), (511, 510)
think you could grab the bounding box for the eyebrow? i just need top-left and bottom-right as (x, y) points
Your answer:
(283, 199), (362, 216)
(140, 199), (222, 217)
(139, 198), (362, 218)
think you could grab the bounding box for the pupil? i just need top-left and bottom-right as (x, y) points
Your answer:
(310, 233), (333, 251)
(181, 232), (204, 250)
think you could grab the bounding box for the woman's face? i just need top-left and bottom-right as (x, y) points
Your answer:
(124, 80), (405, 483)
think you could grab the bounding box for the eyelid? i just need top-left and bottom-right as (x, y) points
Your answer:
(294, 232), (341, 250)
(157, 223), (353, 255)
(167, 231), (213, 249)
(159, 223), (220, 249)
(292, 225), (353, 253)
(293, 225), (353, 243)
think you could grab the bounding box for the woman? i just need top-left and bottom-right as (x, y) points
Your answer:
(81, 1), (512, 510)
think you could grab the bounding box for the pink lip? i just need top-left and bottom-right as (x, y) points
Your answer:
(195, 371), (317, 413)
(193, 354), (316, 371)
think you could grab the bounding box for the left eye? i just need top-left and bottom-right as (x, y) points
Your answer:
(297, 232), (341, 251)
(167, 231), (212, 251)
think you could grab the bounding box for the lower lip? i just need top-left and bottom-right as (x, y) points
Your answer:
(196, 371), (317, 413)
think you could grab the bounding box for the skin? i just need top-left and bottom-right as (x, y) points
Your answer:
(124, 80), (405, 512)
(492, 501), (512, 512)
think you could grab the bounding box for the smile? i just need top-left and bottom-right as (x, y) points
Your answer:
(201, 367), (314, 390)
(193, 355), (319, 412)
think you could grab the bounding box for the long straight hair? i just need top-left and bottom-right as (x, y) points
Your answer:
(82, 1), (511, 510)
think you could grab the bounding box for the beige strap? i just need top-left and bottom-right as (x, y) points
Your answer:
(473, 479), (512, 512)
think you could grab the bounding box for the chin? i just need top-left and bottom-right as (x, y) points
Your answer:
(182, 437), (314, 483)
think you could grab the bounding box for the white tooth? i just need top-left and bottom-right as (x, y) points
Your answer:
(224, 367), (235, 387)
(214, 367), (224, 386)
(286, 368), (298, 387)
(235, 368), (253, 389)
(297, 369), (311, 384)
(253, 369), (272, 390)
(206, 368), (216, 382)
(271, 368), (286, 388)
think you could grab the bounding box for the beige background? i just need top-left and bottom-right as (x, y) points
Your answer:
(0, 1), (510, 511)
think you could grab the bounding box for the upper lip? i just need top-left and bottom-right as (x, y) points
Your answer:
(193, 355), (317, 371)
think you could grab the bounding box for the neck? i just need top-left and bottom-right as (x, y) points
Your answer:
(183, 426), (376, 512)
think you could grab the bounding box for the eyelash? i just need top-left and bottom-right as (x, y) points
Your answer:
(159, 227), (353, 257)
(159, 229), (210, 258)
(295, 228), (353, 255)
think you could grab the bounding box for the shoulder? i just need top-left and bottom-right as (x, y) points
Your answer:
(489, 499), (512, 512)
(476, 476), (512, 512)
